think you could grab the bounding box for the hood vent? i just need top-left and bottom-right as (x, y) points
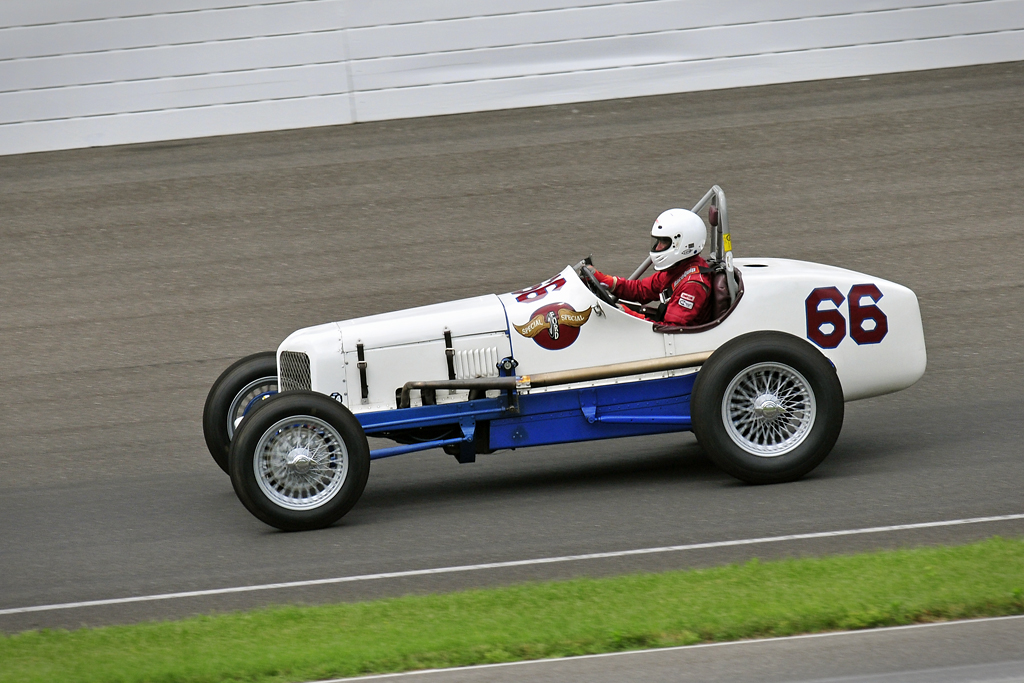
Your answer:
(454, 347), (499, 379)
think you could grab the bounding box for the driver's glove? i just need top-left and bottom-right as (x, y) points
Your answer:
(617, 303), (649, 320)
(590, 269), (618, 293)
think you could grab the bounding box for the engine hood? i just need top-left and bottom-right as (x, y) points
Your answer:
(334, 294), (508, 350)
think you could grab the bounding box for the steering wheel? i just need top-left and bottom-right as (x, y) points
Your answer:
(579, 261), (619, 306)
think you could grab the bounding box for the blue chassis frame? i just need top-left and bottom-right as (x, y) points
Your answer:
(358, 372), (697, 461)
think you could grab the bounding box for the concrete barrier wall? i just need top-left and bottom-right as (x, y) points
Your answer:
(2, 0), (1022, 155)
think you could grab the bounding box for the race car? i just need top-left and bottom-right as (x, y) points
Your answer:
(204, 186), (927, 531)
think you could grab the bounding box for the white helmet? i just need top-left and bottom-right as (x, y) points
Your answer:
(649, 208), (707, 271)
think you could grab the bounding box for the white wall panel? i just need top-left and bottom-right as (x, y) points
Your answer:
(341, 1), (616, 28)
(353, 31), (1024, 122)
(340, 0), (967, 29)
(0, 94), (352, 156)
(0, 1), (289, 27)
(344, 0), (978, 59)
(0, 63), (349, 125)
(0, 33), (347, 93)
(0, 2), (345, 60)
(349, 2), (1024, 91)
(1, 0), (1022, 156)
(0, 0), (352, 155)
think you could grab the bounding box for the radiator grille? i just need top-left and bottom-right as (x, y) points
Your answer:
(279, 351), (311, 391)
(454, 347), (499, 379)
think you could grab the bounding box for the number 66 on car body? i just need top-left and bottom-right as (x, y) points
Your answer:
(203, 186), (926, 531)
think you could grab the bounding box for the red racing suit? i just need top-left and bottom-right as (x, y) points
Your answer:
(596, 255), (712, 326)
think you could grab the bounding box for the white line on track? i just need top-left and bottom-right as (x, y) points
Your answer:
(314, 615), (1024, 682)
(2, 513), (1022, 617)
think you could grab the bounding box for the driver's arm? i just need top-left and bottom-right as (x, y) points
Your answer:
(593, 269), (662, 304)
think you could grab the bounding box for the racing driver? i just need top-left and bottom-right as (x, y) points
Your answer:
(589, 208), (712, 326)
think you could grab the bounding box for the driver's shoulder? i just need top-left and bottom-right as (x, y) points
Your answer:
(666, 258), (707, 287)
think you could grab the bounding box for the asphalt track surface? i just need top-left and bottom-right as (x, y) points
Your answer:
(1, 62), (1022, 646)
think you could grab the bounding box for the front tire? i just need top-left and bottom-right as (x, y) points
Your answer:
(228, 392), (370, 531)
(692, 332), (844, 484)
(203, 352), (279, 474)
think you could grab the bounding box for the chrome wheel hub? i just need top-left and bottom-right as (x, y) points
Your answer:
(722, 362), (816, 458)
(286, 447), (314, 473)
(253, 415), (349, 511)
(752, 394), (785, 420)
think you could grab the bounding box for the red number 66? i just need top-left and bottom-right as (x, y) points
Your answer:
(806, 284), (888, 349)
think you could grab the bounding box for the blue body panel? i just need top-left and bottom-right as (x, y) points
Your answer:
(489, 374), (695, 449)
(357, 398), (508, 433)
(354, 373), (696, 458)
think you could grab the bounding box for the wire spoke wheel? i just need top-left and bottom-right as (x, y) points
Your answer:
(203, 351), (279, 474)
(254, 415), (350, 511)
(227, 376), (278, 439)
(723, 362), (815, 457)
(229, 392), (370, 531)
(692, 332), (843, 484)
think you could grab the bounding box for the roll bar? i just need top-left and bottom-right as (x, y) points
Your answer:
(627, 185), (737, 300)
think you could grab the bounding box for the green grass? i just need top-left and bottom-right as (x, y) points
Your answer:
(3, 537), (1023, 683)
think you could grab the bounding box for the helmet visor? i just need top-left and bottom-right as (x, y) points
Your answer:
(651, 235), (673, 253)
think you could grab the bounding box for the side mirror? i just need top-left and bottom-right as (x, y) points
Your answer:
(708, 205), (719, 227)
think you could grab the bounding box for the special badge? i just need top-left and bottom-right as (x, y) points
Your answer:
(513, 302), (592, 350)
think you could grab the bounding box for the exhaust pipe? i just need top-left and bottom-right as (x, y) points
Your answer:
(400, 351), (712, 408)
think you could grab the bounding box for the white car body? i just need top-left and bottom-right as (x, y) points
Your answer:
(277, 257), (926, 410)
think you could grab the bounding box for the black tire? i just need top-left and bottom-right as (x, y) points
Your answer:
(203, 352), (279, 474)
(691, 331), (844, 484)
(228, 391), (370, 531)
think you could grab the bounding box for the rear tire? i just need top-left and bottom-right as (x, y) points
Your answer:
(228, 392), (370, 531)
(203, 352), (278, 474)
(692, 332), (844, 484)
